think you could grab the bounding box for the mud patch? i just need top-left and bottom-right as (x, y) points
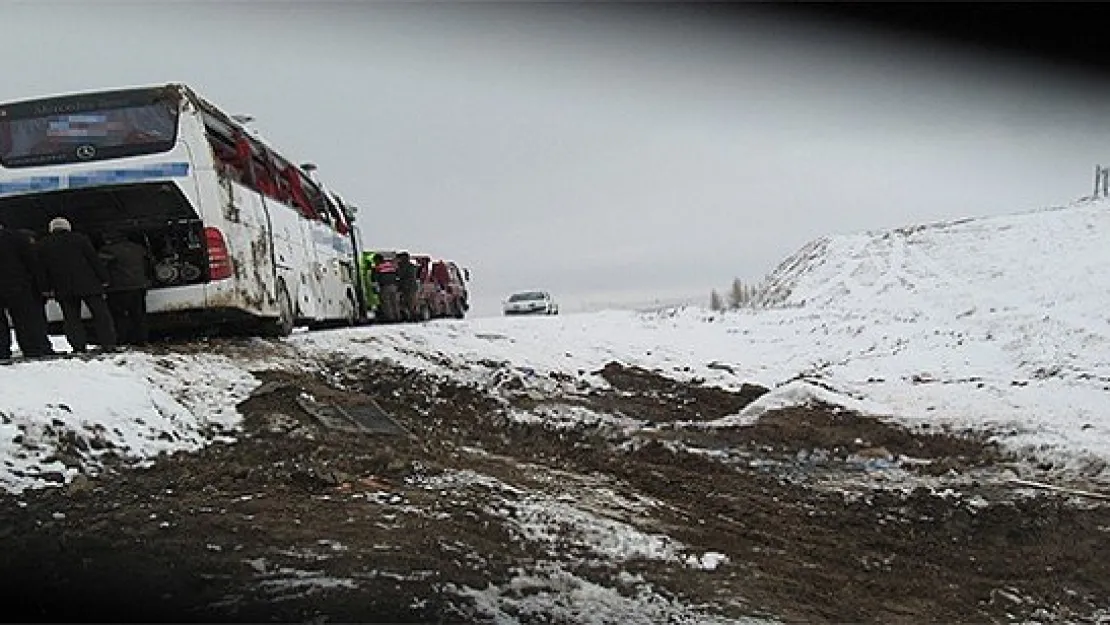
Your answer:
(584, 361), (769, 423)
(0, 347), (1108, 623)
(692, 403), (1002, 464)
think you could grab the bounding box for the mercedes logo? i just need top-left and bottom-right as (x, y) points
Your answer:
(76, 144), (96, 159)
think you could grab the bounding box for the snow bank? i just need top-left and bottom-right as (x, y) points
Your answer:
(0, 351), (256, 493)
(709, 379), (888, 427)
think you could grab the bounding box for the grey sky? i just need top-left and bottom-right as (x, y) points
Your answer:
(3, 2), (1109, 316)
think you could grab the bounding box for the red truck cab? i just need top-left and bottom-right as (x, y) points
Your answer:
(409, 254), (469, 319)
(435, 260), (469, 318)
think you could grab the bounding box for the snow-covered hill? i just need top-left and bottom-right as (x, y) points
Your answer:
(745, 196), (1110, 471)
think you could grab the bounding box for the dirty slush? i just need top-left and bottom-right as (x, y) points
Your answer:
(1, 339), (1108, 623)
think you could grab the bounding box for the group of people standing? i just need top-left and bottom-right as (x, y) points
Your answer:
(368, 250), (420, 322)
(0, 217), (154, 362)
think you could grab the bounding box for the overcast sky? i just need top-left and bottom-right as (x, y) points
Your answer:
(3, 2), (1109, 316)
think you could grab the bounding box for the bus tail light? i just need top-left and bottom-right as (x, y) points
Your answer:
(205, 226), (233, 280)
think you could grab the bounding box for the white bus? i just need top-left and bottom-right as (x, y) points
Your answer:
(0, 83), (364, 336)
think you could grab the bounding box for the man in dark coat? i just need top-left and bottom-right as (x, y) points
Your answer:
(396, 251), (418, 321)
(0, 222), (52, 360)
(370, 252), (401, 322)
(99, 231), (153, 346)
(17, 229), (57, 356)
(37, 217), (117, 353)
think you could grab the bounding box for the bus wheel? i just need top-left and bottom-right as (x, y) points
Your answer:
(270, 282), (295, 337)
(346, 293), (359, 326)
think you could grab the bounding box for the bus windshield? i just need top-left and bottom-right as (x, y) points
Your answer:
(0, 87), (180, 168)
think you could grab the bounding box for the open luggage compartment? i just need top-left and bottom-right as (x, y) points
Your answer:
(0, 181), (212, 290)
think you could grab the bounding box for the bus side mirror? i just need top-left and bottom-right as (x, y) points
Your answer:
(464, 268), (471, 281)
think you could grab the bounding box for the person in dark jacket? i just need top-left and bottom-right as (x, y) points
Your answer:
(99, 231), (154, 346)
(370, 253), (400, 322)
(37, 217), (117, 353)
(396, 251), (417, 321)
(0, 222), (52, 360)
(17, 229), (57, 356)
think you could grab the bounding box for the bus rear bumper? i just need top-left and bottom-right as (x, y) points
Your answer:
(44, 282), (276, 337)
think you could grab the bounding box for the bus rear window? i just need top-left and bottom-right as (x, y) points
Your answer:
(0, 94), (180, 168)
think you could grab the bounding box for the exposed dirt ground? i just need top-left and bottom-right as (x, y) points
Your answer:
(1, 338), (1109, 623)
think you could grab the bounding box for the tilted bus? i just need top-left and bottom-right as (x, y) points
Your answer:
(0, 83), (364, 336)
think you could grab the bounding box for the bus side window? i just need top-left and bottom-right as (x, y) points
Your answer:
(251, 150), (279, 200)
(275, 166), (292, 204)
(322, 194), (348, 234)
(284, 166), (317, 220)
(204, 117), (245, 182)
(314, 195), (332, 227)
(331, 195), (353, 235)
(241, 135), (289, 201)
(233, 133), (257, 189)
(269, 154), (294, 206)
(300, 173), (330, 226)
(268, 152), (292, 204)
(255, 167), (276, 198)
(332, 206), (350, 235)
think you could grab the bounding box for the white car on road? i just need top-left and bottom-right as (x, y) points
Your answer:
(503, 291), (559, 316)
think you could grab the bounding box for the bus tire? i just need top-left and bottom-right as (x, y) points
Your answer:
(268, 281), (295, 337)
(346, 293), (359, 326)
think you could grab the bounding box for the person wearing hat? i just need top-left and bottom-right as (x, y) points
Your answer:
(37, 217), (117, 353)
(0, 221), (52, 361)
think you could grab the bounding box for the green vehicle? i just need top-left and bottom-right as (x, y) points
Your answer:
(359, 250), (382, 314)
